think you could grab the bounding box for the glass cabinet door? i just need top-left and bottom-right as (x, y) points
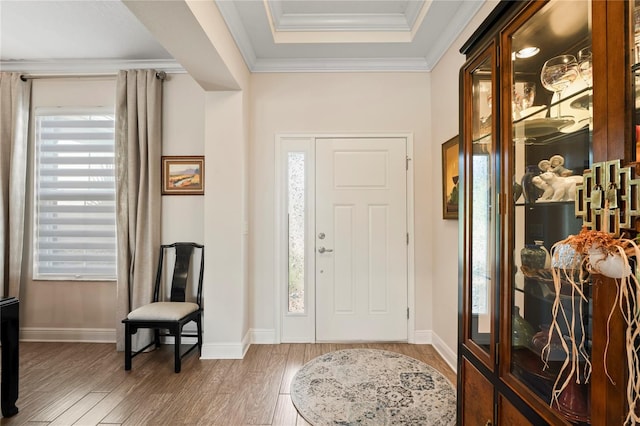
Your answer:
(634, 1), (640, 161)
(505, 0), (592, 423)
(462, 46), (497, 366)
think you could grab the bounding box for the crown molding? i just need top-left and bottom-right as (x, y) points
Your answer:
(0, 59), (184, 74)
(404, 0), (426, 29)
(267, 0), (428, 32)
(423, 0), (485, 70)
(215, 0), (483, 74)
(216, 1), (432, 73)
(215, 0), (257, 72)
(272, 13), (412, 32)
(251, 56), (430, 73)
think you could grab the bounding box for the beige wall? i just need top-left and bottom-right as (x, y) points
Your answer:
(161, 74), (206, 245)
(249, 72), (433, 336)
(21, 74), (206, 341)
(22, 78), (117, 339)
(18, 1), (500, 360)
(430, 0), (501, 363)
(178, 0), (254, 357)
(21, 71), (437, 348)
(22, 70), (439, 347)
(202, 88), (252, 353)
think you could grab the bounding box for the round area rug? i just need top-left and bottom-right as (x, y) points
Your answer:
(290, 349), (456, 426)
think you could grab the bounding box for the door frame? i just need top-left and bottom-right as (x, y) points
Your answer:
(274, 133), (415, 343)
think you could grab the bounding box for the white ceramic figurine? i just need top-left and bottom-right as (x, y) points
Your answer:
(535, 172), (583, 201)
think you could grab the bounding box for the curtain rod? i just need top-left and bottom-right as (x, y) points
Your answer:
(20, 71), (167, 81)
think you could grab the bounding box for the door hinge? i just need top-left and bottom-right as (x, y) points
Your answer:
(406, 233), (409, 245)
(406, 156), (411, 171)
(407, 307), (410, 319)
(495, 342), (499, 364)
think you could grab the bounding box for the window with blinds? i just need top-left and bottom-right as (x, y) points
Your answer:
(34, 110), (117, 280)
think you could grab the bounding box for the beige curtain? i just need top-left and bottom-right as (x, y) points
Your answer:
(0, 73), (31, 299)
(115, 70), (163, 351)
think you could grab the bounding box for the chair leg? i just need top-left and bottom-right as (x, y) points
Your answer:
(196, 315), (202, 355)
(154, 328), (161, 348)
(174, 327), (181, 373)
(124, 323), (132, 371)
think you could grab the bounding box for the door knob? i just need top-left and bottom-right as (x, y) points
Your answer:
(318, 247), (334, 254)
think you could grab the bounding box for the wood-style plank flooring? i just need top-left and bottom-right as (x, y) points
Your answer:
(2, 342), (456, 425)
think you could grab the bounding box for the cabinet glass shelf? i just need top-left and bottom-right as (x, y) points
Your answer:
(509, 0), (592, 423)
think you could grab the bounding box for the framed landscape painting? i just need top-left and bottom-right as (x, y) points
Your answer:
(162, 156), (205, 195)
(441, 136), (459, 220)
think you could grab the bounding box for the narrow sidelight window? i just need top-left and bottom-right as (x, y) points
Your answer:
(287, 152), (305, 313)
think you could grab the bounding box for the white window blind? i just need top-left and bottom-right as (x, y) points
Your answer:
(34, 110), (116, 280)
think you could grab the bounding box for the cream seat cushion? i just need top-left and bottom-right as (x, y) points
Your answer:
(127, 302), (199, 321)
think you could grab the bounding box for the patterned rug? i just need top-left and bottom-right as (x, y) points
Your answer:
(290, 349), (456, 425)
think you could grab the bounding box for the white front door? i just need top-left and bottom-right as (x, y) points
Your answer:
(315, 137), (407, 341)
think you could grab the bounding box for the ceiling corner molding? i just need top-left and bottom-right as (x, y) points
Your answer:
(0, 59), (184, 74)
(215, 0), (257, 71)
(273, 13), (412, 32)
(210, 0), (483, 73)
(266, 0), (285, 28)
(404, 0), (427, 28)
(409, 0), (432, 38)
(272, 30), (413, 45)
(423, 0), (485, 70)
(251, 57), (429, 73)
(265, 0), (428, 32)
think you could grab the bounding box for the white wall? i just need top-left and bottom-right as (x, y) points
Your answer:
(430, 0), (501, 367)
(21, 74), (206, 342)
(18, 1), (501, 357)
(161, 74), (206, 245)
(249, 72), (433, 339)
(202, 88), (252, 357)
(18, 0), (255, 352)
(168, 0), (254, 358)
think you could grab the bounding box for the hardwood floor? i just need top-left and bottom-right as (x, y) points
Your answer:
(2, 342), (456, 425)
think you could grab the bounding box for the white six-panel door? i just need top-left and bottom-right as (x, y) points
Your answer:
(315, 137), (407, 341)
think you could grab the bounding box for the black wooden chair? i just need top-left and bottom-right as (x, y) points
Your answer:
(122, 242), (204, 373)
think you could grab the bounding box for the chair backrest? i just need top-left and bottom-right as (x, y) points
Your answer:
(153, 242), (204, 307)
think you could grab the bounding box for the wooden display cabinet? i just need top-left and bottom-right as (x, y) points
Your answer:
(458, 1), (637, 424)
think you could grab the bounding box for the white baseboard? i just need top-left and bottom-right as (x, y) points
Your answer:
(200, 330), (251, 359)
(430, 332), (457, 373)
(413, 329), (432, 344)
(162, 336), (198, 345)
(249, 328), (277, 344)
(414, 329), (457, 373)
(17, 326), (457, 371)
(198, 328), (278, 358)
(279, 337), (314, 343)
(20, 327), (116, 343)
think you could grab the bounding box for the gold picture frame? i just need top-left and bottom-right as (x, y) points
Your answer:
(161, 156), (205, 195)
(442, 136), (459, 220)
